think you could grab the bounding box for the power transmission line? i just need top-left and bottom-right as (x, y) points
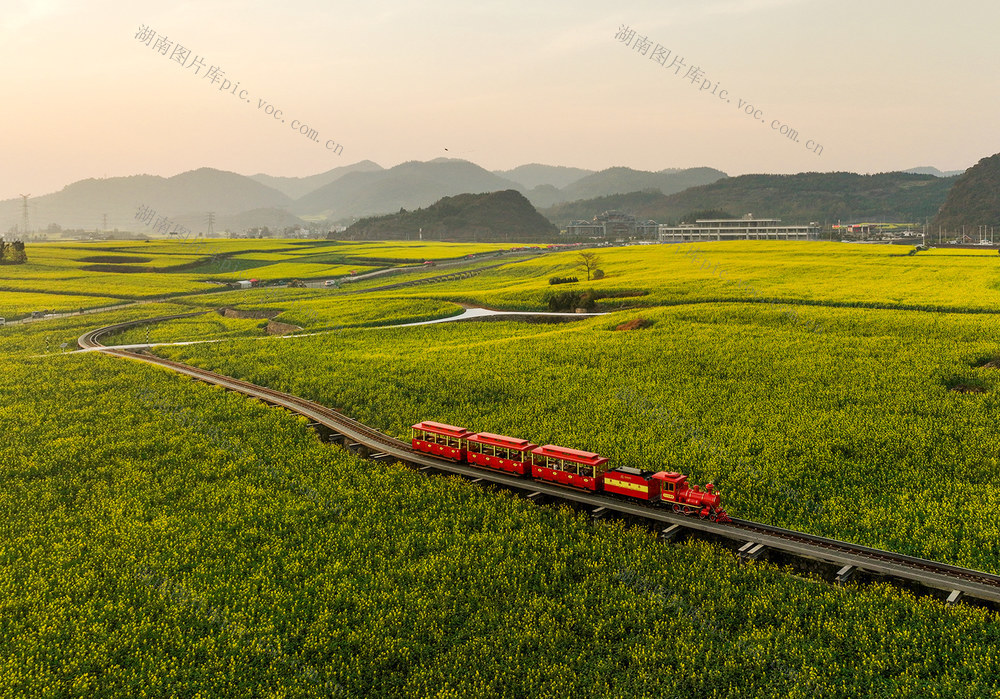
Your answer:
(19, 194), (30, 236)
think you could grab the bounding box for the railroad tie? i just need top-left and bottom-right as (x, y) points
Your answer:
(946, 590), (963, 606)
(738, 541), (765, 563)
(590, 506), (608, 520)
(659, 524), (683, 542)
(835, 565), (856, 585)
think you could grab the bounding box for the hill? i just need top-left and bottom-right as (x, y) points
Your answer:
(493, 164), (595, 190)
(294, 159), (523, 222)
(931, 153), (1000, 232)
(0, 168), (291, 232)
(541, 171), (956, 227)
(249, 161), (384, 199)
(341, 190), (558, 241)
(556, 166), (727, 203)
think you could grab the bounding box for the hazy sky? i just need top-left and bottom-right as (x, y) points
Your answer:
(2, 0), (997, 200)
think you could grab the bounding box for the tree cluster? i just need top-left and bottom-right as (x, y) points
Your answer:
(546, 290), (597, 312)
(0, 239), (27, 264)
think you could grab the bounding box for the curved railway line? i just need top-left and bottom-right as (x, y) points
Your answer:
(79, 316), (1000, 611)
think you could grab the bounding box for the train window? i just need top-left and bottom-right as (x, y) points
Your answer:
(666, 483), (675, 492)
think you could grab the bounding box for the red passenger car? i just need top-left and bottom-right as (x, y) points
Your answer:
(603, 466), (662, 502)
(466, 432), (538, 476)
(411, 421), (471, 462)
(530, 444), (609, 491)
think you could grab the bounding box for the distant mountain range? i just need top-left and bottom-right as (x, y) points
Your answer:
(0, 159), (728, 233)
(542, 172), (958, 226)
(291, 160), (726, 218)
(904, 166), (967, 178)
(1, 169), (293, 234)
(0, 158), (972, 235)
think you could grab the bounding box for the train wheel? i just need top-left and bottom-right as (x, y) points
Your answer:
(672, 504), (683, 514)
(709, 511), (718, 522)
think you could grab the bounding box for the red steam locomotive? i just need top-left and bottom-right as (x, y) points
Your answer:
(410, 420), (730, 522)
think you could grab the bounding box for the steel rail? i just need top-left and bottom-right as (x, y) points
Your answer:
(78, 317), (1000, 608)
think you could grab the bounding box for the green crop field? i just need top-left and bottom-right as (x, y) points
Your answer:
(157, 303), (1000, 574)
(0, 240), (531, 316)
(372, 241), (1000, 313)
(5, 239), (1000, 697)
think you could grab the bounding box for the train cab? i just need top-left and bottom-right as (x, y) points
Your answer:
(654, 471), (689, 508)
(529, 444), (609, 491)
(410, 421), (471, 462)
(466, 432), (538, 476)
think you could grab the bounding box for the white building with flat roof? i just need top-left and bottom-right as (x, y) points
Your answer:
(659, 214), (819, 242)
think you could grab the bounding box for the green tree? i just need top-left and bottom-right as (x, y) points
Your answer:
(577, 251), (601, 281)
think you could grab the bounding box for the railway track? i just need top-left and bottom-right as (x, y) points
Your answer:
(78, 316), (1000, 610)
